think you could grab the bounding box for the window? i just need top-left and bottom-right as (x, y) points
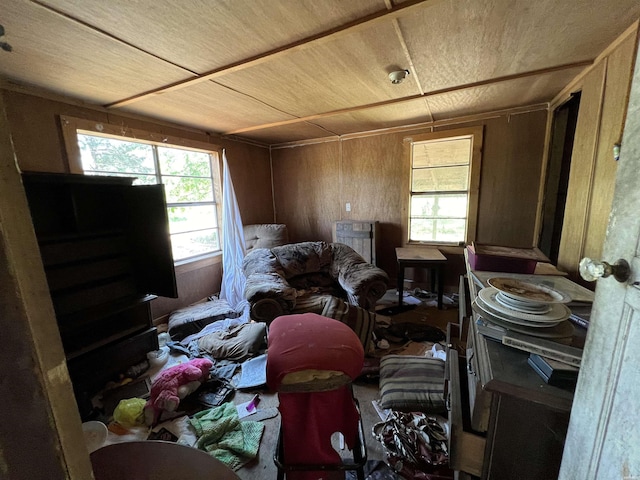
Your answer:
(405, 127), (482, 245)
(60, 116), (222, 263)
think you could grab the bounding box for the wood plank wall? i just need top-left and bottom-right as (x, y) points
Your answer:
(555, 28), (638, 281)
(271, 109), (549, 290)
(272, 141), (342, 243)
(1, 89), (274, 319)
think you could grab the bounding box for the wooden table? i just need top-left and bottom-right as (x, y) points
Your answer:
(91, 440), (240, 480)
(396, 247), (447, 309)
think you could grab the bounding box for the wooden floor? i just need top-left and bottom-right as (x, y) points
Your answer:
(235, 302), (459, 480)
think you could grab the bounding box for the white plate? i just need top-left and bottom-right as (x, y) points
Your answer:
(475, 295), (563, 328)
(494, 292), (552, 314)
(473, 300), (575, 339)
(488, 277), (572, 304)
(479, 287), (571, 323)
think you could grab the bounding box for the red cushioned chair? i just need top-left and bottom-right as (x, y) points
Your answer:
(266, 313), (367, 480)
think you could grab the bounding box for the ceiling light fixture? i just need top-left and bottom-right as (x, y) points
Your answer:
(0, 25), (13, 52)
(389, 69), (410, 84)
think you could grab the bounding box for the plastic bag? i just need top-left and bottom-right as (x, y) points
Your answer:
(113, 397), (147, 427)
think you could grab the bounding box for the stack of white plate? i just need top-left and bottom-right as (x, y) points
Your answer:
(472, 277), (574, 339)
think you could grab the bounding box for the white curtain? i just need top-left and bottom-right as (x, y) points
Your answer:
(220, 149), (247, 309)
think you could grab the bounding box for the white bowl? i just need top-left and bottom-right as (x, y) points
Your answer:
(82, 421), (108, 453)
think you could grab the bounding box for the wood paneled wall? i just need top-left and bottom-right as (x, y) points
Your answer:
(1, 89), (274, 319)
(555, 29), (638, 280)
(467, 112), (548, 247)
(341, 134), (407, 275)
(272, 141), (342, 243)
(271, 109), (549, 287)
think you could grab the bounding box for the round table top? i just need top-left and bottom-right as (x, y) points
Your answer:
(90, 440), (240, 480)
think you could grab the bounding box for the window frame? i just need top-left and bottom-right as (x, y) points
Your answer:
(60, 115), (224, 266)
(402, 126), (483, 246)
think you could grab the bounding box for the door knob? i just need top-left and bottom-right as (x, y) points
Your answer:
(579, 257), (630, 283)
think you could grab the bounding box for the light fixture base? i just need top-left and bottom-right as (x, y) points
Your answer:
(389, 69), (410, 84)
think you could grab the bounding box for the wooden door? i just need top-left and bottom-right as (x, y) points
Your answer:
(559, 36), (640, 479)
(332, 220), (378, 264)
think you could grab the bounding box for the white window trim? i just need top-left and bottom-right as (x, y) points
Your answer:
(402, 126), (483, 246)
(59, 115), (224, 264)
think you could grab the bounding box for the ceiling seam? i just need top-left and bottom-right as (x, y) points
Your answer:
(391, 19), (434, 122)
(206, 80), (341, 137)
(208, 80), (301, 119)
(384, 0), (434, 123)
(269, 103), (549, 149)
(224, 60), (592, 136)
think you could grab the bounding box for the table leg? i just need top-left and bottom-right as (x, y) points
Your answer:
(430, 267), (436, 295)
(437, 265), (444, 310)
(397, 262), (404, 307)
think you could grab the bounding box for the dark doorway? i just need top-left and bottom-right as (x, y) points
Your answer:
(539, 93), (581, 264)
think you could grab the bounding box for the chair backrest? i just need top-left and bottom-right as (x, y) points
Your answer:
(243, 224), (289, 252)
(266, 313), (364, 393)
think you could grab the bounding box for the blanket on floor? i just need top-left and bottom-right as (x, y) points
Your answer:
(189, 402), (264, 471)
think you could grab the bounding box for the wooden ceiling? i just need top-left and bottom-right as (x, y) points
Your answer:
(2, 0), (639, 146)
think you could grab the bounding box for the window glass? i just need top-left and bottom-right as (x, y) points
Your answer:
(412, 137), (471, 168)
(412, 166), (469, 192)
(410, 218), (467, 243)
(78, 134), (155, 175)
(162, 176), (214, 203)
(411, 194), (468, 218)
(167, 205), (217, 234)
(170, 229), (219, 261)
(157, 147), (212, 177)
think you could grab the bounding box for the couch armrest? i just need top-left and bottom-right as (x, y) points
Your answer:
(244, 272), (297, 320)
(250, 298), (287, 323)
(243, 247), (285, 277)
(243, 248), (297, 321)
(330, 243), (389, 309)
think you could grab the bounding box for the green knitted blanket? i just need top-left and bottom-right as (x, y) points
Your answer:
(189, 402), (265, 471)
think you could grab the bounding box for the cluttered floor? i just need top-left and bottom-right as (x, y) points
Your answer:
(83, 288), (461, 479)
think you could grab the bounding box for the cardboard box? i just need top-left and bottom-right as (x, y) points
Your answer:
(467, 243), (549, 274)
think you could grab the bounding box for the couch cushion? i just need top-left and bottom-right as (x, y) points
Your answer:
(379, 355), (446, 413)
(243, 224), (289, 251)
(271, 241), (332, 278)
(287, 272), (339, 291)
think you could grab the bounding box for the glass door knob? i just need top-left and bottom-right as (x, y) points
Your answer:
(579, 257), (630, 283)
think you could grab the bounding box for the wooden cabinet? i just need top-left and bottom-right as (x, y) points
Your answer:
(22, 172), (178, 418)
(446, 323), (486, 477)
(332, 220), (379, 264)
(447, 269), (578, 479)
